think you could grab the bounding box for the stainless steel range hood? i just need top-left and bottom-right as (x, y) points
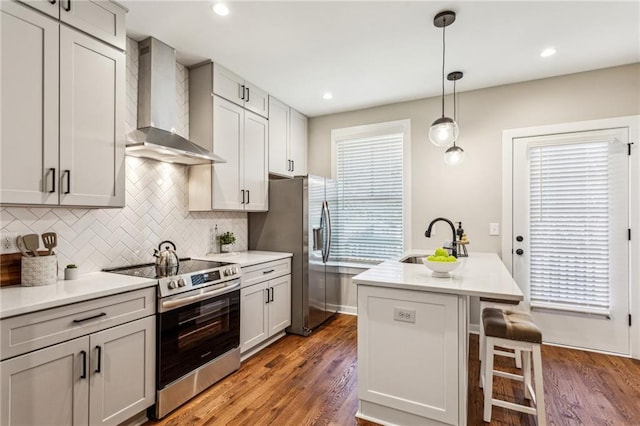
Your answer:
(127, 37), (225, 165)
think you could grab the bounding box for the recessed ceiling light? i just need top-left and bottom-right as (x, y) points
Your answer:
(212, 3), (229, 16)
(540, 47), (556, 58)
(323, 92), (333, 100)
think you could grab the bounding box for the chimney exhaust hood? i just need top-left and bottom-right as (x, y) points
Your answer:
(126, 37), (225, 165)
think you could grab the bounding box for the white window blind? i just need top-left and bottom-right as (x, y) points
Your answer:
(333, 133), (404, 263)
(528, 139), (627, 315)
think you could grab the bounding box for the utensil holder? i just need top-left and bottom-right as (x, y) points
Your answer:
(21, 255), (58, 287)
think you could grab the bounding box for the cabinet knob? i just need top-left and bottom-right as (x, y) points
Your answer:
(515, 248), (524, 256)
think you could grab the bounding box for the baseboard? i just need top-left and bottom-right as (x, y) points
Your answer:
(337, 305), (357, 315)
(240, 331), (287, 362)
(468, 323), (480, 335)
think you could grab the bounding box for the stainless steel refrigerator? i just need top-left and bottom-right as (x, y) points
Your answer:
(249, 175), (338, 336)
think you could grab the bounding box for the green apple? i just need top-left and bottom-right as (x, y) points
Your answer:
(434, 247), (448, 257)
(447, 256), (457, 262)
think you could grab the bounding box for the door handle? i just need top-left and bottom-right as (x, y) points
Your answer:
(239, 84), (245, 100)
(265, 288), (270, 304)
(80, 350), (87, 379)
(515, 248), (524, 256)
(48, 168), (56, 193)
(95, 346), (102, 373)
(516, 235), (524, 242)
(241, 189), (245, 204)
(246, 190), (250, 204)
(245, 87), (250, 102)
(63, 170), (71, 194)
(49, 0), (56, 5)
(291, 160), (295, 172)
(63, 0), (71, 12)
(270, 287), (274, 302)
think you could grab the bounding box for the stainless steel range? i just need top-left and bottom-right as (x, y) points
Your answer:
(104, 257), (241, 418)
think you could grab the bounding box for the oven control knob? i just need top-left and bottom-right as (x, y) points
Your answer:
(168, 280), (178, 289)
(224, 267), (232, 276)
(233, 266), (239, 275)
(177, 278), (186, 287)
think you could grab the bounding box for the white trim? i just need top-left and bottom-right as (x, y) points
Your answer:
(502, 115), (640, 359)
(331, 119), (412, 252)
(336, 306), (358, 316)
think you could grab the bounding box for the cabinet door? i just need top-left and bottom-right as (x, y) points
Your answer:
(240, 281), (269, 352)
(243, 111), (269, 211)
(268, 275), (292, 335)
(213, 63), (245, 107)
(17, 0), (60, 18)
(1, 2), (59, 205)
(212, 96), (245, 210)
(0, 336), (90, 426)
(244, 82), (269, 118)
(268, 97), (291, 177)
(289, 109), (308, 176)
(59, 0), (126, 50)
(89, 317), (155, 426)
(59, 26), (125, 207)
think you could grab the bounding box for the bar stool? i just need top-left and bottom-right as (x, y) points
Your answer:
(481, 308), (546, 425)
(479, 297), (523, 384)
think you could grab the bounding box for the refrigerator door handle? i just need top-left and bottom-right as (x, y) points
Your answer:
(312, 227), (323, 251)
(325, 201), (332, 261)
(321, 201), (330, 263)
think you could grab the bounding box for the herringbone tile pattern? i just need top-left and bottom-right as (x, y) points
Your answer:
(0, 38), (247, 275)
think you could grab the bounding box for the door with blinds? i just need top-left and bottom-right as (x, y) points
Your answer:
(512, 128), (630, 355)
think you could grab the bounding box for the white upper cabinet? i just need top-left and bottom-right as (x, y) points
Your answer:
(1, 2), (59, 205)
(289, 108), (308, 176)
(213, 63), (269, 118)
(1, 1), (126, 207)
(268, 96), (308, 178)
(189, 62), (269, 212)
(18, 0), (126, 50)
(59, 26), (125, 207)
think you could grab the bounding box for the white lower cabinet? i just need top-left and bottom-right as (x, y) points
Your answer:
(0, 289), (156, 426)
(240, 259), (291, 353)
(357, 285), (462, 425)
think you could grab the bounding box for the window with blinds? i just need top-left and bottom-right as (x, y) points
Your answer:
(528, 138), (627, 315)
(333, 133), (404, 263)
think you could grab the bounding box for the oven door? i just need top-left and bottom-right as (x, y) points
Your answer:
(158, 284), (240, 388)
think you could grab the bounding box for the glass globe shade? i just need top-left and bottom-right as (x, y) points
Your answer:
(428, 117), (459, 147)
(444, 145), (465, 165)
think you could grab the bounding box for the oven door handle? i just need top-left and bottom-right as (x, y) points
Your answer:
(160, 281), (240, 312)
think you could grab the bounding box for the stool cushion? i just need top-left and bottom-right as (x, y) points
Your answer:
(482, 308), (542, 344)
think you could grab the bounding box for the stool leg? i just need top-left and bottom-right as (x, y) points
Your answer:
(523, 350), (532, 400)
(479, 302), (486, 363)
(515, 349), (522, 369)
(483, 337), (495, 422)
(532, 344), (546, 426)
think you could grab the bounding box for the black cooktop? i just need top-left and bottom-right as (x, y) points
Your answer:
(103, 258), (232, 279)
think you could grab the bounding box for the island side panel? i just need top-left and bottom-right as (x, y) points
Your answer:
(356, 284), (461, 425)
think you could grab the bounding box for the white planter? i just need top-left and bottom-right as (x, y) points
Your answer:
(220, 244), (233, 253)
(65, 267), (78, 280)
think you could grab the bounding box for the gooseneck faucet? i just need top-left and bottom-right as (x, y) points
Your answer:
(424, 217), (458, 258)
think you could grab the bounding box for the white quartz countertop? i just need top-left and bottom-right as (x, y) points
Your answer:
(0, 273), (156, 319)
(194, 250), (292, 268)
(353, 252), (523, 301)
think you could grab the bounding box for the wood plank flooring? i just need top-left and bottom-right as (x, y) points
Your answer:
(146, 314), (640, 426)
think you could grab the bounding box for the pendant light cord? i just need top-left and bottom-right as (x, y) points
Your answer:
(441, 21), (446, 118)
(452, 78), (457, 147)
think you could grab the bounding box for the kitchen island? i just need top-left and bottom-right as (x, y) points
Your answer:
(352, 252), (523, 426)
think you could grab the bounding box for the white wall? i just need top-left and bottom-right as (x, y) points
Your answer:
(309, 64), (640, 320)
(0, 38), (247, 274)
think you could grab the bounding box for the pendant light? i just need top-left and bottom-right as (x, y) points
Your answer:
(444, 71), (465, 165)
(429, 10), (458, 147)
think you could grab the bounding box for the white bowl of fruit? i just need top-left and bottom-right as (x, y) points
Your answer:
(422, 248), (460, 277)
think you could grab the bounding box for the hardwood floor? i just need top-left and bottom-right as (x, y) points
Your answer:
(146, 314), (640, 426)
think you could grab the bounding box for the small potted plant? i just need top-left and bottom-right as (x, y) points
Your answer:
(65, 264), (78, 280)
(219, 231), (236, 253)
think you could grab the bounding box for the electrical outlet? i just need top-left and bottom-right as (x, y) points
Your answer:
(1, 232), (18, 254)
(393, 307), (416, 324)
(489, 222), (500, 236)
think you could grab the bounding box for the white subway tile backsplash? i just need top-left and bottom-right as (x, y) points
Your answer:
(0, 37), (248, 275)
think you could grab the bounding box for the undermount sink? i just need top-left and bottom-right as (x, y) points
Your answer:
(400, 255), (427, 264)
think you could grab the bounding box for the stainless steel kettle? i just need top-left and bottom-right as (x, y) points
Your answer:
(153, 240), (179, 277)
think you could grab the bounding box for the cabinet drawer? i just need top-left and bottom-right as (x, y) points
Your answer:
(1, 287), (155, 360)
(241, 259), (291, 288)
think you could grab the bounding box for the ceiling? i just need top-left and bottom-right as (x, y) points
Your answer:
(123, 1), (640, 117)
